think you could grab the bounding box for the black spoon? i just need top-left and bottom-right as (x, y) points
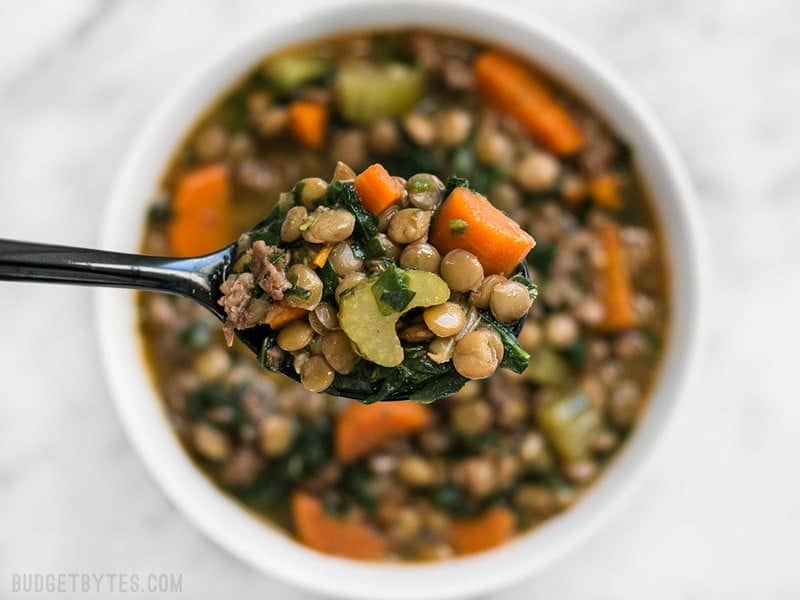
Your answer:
(0, 237), (528, 400)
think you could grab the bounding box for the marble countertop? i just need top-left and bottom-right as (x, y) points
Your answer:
(1, 0), (798, 598)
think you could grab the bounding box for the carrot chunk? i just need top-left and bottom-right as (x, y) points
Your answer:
(288, 100), (328, 150)
(264, 305), (307, 329)
(449, 506), (516, 555)
(474, 52), (583, 156)
(430, 186), (536, 275)
(597, 223), (637, 330)
(312, 244), (333, 268)
(291, 492), (388, 560)
(354, 163), (404, 214)
(335, 400), (432, 463)
(167, 164), (231, 256)
(589, 174), (623, 210)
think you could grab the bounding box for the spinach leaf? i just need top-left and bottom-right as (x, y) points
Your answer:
(559, 335), (587, 370)
(147, 202), (171, 224)
(325, 365), (379, 398)
(410, 372), (468, 403)
(450, 145), (475, 180)
(349, 241), (367, 261)
(430, 484), (473, 516)
(179, 320), (212, 350)
(399, 345), (455, 382)
(234, 414), (333, 506)
(511, 273), (539, 302)
(316, 259), (338, 303)
(342, 463), (377, 509)
(481, 312), (530, 374)
(469, 165), (504, 195)
(259, 329), (293, 374)
(327, 344), (467, 403)
(379, 142), (442, 179)
(258, 333), (277, 369)
(449, 146), (503, 194)
(528, 243), (555, 275)
(247, 203), (285, 246)
(329, 180), (384, 258)
(247, 191), (297, 246)
(444, 174), (471, 196)
(216, 91), (248, 131)
(188, 382), (246, 429)
(371, 264), (415, 315)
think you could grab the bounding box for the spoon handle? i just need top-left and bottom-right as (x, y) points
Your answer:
(0, 239), (231, 312)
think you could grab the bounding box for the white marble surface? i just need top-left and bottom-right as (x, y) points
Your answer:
(1, 0), (799, 598)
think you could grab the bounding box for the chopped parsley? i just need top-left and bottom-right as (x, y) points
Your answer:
(371, 264), (416, 315)
(298, 214), (317, 232)
(285, 281), (311, 300)
(449, 218), (469, 236)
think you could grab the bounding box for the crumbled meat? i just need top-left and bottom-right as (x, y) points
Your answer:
(442, 58), (474, 90)
(238, 158), (279, 193)
(410, 34), (441, 70)
(217, 241), (289, 345)
(249, 240), (290, 301)
(220, 447), (264, 487)
(218, 272), (255, 346)
(575, 115), (618, 175)
(410, 35), (475, 91)
(301, 87), (333, 105)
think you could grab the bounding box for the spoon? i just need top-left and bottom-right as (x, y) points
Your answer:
(0, 236), (528, 400)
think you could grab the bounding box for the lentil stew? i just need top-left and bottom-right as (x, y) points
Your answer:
(138, 29), (669, 561)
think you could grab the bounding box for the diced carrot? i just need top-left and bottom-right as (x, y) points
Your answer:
(474, 52), (583, 156)
(377, 498), (403, 524)
(449, 506), (516, 555)
(589, 174), (623, 210)
(288, 100), (328, 150)
(291, 492), (388, 560)
(597, 223), (637, 330)
(354, 163), (404, 214)
(167, 164), (231, 256)
(312, 244), (333, 268)
(264, 304), (307, 329)
(430, 186), (536, 275)
(335, 400), (432, 463)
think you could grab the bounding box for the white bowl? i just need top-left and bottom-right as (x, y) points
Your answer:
(96, 2), (707, 598)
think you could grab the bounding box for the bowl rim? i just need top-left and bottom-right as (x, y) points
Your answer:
(95, 2), (708, 598)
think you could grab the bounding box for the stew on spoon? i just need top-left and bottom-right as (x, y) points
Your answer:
(218, 162), (536, 401)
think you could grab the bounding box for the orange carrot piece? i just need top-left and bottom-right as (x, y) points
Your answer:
(449, 506), (516, 555)
(292, 492), (388, 560)
(430, 186), (536, 275)
(288, 101), (328, 150)
(597, 224), (637, 330)
(474, 52), (583, 156)
(589, 174), (623, 210)
(168, 164), (231, 257)
(335, 401), (432, 463)
(354, 163), (404, 214)
(264, 305), (307, 329)
(312, 244), (333, 268)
